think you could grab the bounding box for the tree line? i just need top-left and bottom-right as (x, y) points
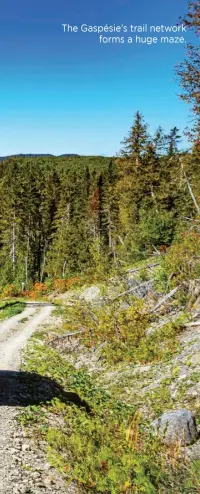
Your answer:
(0, 114), (199, 288)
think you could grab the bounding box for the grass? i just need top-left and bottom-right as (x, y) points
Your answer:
(0, 301), (25, 320)
(20, 317), (29, 323)
(0, 299), (22, 309)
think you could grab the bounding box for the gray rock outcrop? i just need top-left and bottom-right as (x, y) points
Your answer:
(152, 409), (198, 445)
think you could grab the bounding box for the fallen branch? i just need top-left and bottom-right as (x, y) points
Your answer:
(127, 263), (159, 274)
(52, 330), (85, 341)
(111, 280), (153, 301)
(181, 216), (199, 222)
(118, 235), (125, 246)
(184, 321), (200, 327)
(150, 287), (179, 313)
(64, 301), (77, 307)
(152, 245), (161, 255)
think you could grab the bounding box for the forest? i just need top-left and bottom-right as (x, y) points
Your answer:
(0, 118), (199, 292)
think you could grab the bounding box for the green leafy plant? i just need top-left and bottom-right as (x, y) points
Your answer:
(0, 301), (25, 320)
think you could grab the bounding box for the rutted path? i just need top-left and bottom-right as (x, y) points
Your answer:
(0, 307), (36, 345)
(0, 305), (74, 494)
(0, 306), (52, 370)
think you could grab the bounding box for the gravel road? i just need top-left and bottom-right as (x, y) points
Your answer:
(0, 306), (51, 370)
(0, 305), (76, 494)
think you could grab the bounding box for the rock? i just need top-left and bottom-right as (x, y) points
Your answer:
(178, 373), (188, 380)
(127, 275), (138, 287)
(20, 487), (31, 494)
(137, 365), (151, 373)
(186, 383), (200, 399)
(43, 474), (56, 486)
(31, 471), (41, 479)
(152, 409), (198, 445)
(80, 285), (101, 303)
(190, 352), (200, 366)
(128, 279), (153, 298)
(186, 438), (200, 460)
(119, 302), (130, 310)
(22, 443), (30, 452)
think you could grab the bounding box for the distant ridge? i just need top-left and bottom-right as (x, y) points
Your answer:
(0, 153), (79, 162)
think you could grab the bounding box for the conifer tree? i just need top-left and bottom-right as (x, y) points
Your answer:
(167, 127), (182, 156)
(153, 126), (167, 156)
(121, 111), (149, 164)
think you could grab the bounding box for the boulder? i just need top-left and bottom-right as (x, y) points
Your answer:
(80, 286), (101, 304)
(128, 278), (153, 298)
(152, 409), (198, 445)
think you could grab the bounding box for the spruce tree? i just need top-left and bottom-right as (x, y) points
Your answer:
(153, 126), (167, 156)
(120, 111), (149, 164)
(167, 127), (182, 156)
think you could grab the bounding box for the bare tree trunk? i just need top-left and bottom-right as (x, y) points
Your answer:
(184, 172), (200, 215)
(118, 235), (125, 246)
(55, 203), (71, 277)
(40, 241), (48, 282)
(11, 214), (16, 273)
(151, 186), (158, 213)
(107, 208), (117, 259)
(25, 234), (29, 285)
(62, 258), (67, 278)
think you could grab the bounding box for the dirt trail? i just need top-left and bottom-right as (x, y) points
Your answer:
(0, 304), (72, 494)
(0, 307), (36, 344)
(0, 306), (53, 371)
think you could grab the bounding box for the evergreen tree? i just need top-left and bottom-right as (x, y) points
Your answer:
(121, 111), (149, 164)
(167, 127), (182, 156)
(153, 126), (167, 156)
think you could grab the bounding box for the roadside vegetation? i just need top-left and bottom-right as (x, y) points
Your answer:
(21, 298), (200, 494)
(0, 300), (25, 320)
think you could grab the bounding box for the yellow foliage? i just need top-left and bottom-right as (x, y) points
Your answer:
(98, 300), (148, 347)
(126, 411), (142, 451)
(164, 232), (200, 285)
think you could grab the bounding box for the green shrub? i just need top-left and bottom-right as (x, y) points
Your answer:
(0, 301), (25, 320)
(139, 208), (175, 249)
(154, 232), (200, 293)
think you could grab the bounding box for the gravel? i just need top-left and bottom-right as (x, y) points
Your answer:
(0, 306), (78, 493)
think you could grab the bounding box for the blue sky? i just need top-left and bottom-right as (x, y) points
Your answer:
(0, 0), (193, 156)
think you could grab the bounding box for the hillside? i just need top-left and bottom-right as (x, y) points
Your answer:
(0, 154), (80, 162)
(15, 263), (200, 493)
